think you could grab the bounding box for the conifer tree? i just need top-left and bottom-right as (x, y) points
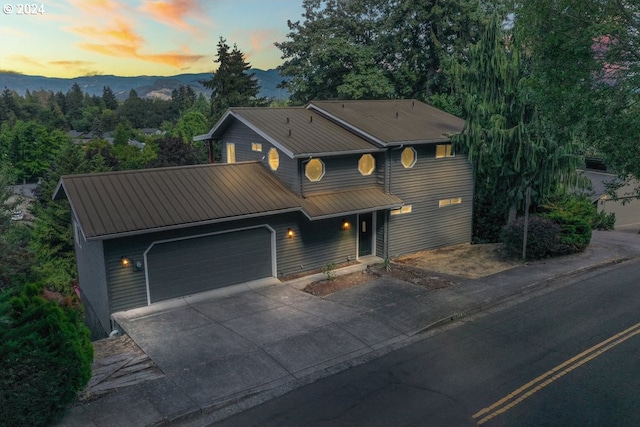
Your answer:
(450, 15), (582, 241)
(201, 37), (266, 124)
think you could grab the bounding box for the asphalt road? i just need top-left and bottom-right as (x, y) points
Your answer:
(211, 259), (640, 427)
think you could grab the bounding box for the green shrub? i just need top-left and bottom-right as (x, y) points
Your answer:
(501, 216), (564, 260)
(537, 195), (594, 254)
(592, 210), (616, 230)
(0, 284), (93, 426)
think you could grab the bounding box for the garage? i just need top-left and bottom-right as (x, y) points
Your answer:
(145, 226), (275, 304)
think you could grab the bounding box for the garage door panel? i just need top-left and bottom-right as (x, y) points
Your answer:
(147, 227), (272, 303)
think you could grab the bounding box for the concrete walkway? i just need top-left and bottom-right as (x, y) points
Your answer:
(58, 231), (640, 427)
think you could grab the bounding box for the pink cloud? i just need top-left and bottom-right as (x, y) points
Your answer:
(139, 0), (210, 32)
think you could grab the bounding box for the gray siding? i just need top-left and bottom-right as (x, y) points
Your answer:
(301, 154), (380, 196)
(375, 210), (386, 258)
(222, 121), (299, 194)
(73, 216), (110, 338)
(104, 213), (357, 313)
(388, 145), (473, 257)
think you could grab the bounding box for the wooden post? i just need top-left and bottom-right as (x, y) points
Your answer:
(522, 187), (531, 261)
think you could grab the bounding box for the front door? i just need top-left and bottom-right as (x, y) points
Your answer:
(358, 213), (373, 257)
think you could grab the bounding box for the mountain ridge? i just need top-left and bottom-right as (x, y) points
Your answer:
(0, 69), (288, 101)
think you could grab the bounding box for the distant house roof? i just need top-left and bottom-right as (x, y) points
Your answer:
(307, 99), (465, 146)
(54, 162), (301, 240)
(54, 162), (405, 240)
(195, 107), (381, 158)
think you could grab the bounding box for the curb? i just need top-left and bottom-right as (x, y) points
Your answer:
(411, 257), (633, 337)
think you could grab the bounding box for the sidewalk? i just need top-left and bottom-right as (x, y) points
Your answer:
(58, 231), (640, 427)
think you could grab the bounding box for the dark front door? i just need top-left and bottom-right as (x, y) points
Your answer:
(358, 213), (373, 257)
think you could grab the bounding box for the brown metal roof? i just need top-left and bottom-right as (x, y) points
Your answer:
(299, 187), (403, 220)
(195, 107), (382, 158)
(54, 162), (301, 240)
(307, 99), (465, 146)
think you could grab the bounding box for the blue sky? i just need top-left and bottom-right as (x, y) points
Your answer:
(0, 0), (304, 77)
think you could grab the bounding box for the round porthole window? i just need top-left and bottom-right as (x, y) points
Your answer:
(305, 158), (325, 182)
(401, 147), (417, 168)
(268, 148), (279, 171)
(358, 154), (375, 176)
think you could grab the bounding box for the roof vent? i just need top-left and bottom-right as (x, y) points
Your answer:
(288, 129), (292, 137)
(309, 115), (313, 123)
(412, 100), (415, 107)
(286, 117), (289, 123)
(342, 103), (344, 108)
(395, 111), (399, 119)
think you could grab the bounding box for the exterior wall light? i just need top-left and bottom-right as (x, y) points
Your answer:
(287, 228), (294, 238)
(342, 219), (351, 230)
(134, 260), (144, 271)
(121, 256), (130, 267)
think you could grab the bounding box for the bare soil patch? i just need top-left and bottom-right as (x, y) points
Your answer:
(303, 243), (520, 297)
(395, 243), (520, 279)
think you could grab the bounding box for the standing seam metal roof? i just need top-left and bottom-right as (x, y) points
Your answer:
(307, 99), (465, 145)
(55, 162), (302, 239)
(55, 162), (405, 240)
(197, 107), (383, 158)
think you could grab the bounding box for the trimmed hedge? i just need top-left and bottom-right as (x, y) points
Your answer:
(0, 284), (93, 427)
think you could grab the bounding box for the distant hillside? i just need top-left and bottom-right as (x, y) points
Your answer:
(0, 69), (289, 101)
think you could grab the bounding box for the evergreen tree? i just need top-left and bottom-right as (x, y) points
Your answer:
(102, 85), (118, 110)
(64, 83), (84, 127)
(450, 15), (583, 242)
(201, 37), (267, 123)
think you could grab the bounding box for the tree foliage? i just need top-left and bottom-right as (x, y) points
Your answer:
(201, 37), (267, 123)
(515, 0), (640, 196)
(276, 0), (492, 105)
(449, 15), (583, 241)
(0, 284), (93, 426)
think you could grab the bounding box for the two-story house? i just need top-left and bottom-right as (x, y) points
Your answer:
(54, 100), (473, 338)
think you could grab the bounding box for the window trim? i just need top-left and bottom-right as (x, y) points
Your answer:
(268, 147), (279, 171)
(390, 205), (413, 215)
(439, 197), (462, 207)
(400, 147), (417, 168)
(435, 144), (454, 159)
(305, 158), (325, 182)
(358, 154), (376, 176)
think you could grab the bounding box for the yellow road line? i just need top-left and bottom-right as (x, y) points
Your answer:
(472, 321), (640, 425)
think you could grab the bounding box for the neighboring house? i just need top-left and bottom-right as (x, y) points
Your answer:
(580, 159), (640, 228)
(54, 99), (474, 337)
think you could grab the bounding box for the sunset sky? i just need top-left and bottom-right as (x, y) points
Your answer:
(0, 0), (304, 78)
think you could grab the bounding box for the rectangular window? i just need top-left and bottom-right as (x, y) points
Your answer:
(436, 144), (454, 158)
(251, 142), (262, 152)
(226, 143), (236, 163)
(391, 205), (413, 215)
(74, 221), (84, 248)
(439, 198), (462, 207)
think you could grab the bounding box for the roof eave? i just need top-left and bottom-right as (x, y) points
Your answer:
(387, 136), (460, 146)
(293, 147), (385, 158)
(84, 207), (303, 241)
(302, 203), (403, 221)
(193, 109), (234, 141)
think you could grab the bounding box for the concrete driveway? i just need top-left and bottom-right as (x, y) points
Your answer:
(113, 276), (438, 412)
